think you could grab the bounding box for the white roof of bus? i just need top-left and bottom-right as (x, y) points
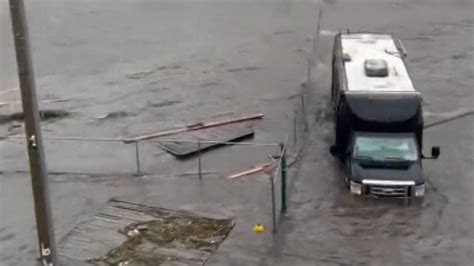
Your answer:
(341, 33), (416, 93)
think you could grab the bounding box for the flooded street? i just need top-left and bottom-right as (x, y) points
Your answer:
(267, 0), (474, 265)
(1, 0), (473, 265)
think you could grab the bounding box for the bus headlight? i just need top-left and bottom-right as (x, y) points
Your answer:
(415, 184), (425, 197)
(350, 181), (362, 195)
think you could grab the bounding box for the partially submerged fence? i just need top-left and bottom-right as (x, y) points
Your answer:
(2, 73), (312, 233)
(3, 135), (294, 232)
(2, 82), (311, 232)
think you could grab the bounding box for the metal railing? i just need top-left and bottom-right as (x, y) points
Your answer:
(5, 136), (277, 172)
(3, 135), (291, 232)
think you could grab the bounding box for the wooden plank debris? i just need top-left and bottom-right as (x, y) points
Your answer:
(228, 162), (273, 179)
(157, 124), (255, 157)
(124, 113), (263, 143)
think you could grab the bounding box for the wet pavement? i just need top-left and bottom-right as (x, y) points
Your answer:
(1, 0), (473, 265)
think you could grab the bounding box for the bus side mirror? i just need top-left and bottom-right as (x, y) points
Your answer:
(431, 146), (440, 158)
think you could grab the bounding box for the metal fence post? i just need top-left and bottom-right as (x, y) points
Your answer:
(280, 144), (287, 213)
(313, 8), (323, 61)
(293, 109), (297, 148)
(198, 141), (202, 180)
(270, 175), (277, 233)
(301, 91), (308, 132)
(306, 55), (311, 84)
(134, 141), (141, 176)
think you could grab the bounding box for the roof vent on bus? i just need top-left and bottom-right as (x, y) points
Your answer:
(364, 59), (389, 77)
(360, 34), (376, 43)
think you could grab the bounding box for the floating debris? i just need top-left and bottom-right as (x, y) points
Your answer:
(227, 66), (261, 73)
(157, 124), (255, 157)
(0, 110), (70, 125)
(199, 82), (220, 88)
(95, 111), (130, 120)
(253, 224), (265, 234)
(125, 113), (264, 143)
(156, 64), (182, 71)
(149, 100), (181, 108)
(228, 162), (273, 179)
(126, 229), (140, 238)
(126, 70), (154, 80)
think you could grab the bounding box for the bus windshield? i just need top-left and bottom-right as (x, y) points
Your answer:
(353, 135), (418, 162)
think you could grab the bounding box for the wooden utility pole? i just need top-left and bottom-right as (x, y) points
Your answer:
(9, 0), (58, 265)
